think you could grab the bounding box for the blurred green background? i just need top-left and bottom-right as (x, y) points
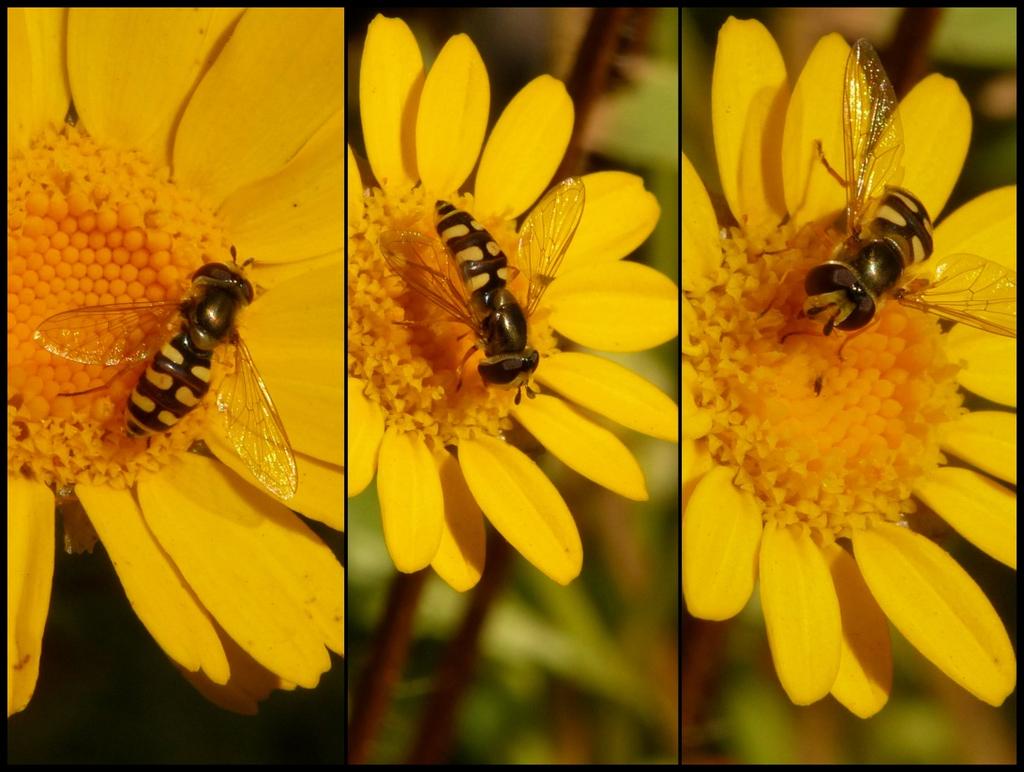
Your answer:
(682, 7), (1016, 765)
(347, 7), (680, 764)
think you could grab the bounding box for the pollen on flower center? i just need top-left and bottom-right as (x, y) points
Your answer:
(8, 126), (231, 491)
(689, 222), (964, 543)
(348, 184), (555, 451)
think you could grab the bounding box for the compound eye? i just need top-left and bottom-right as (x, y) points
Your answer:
(478, 358), (524, 385)
(835, 289), (875, 331)
(240, 278), (255, 303)
(805, 262), (857, 295)
(193, 262), (234, 282)
(478, 353), (539, 386)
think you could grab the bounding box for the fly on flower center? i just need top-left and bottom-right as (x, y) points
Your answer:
(8, 127), (296, 499)
(694, 224), (964, 536)
(778, 40), (1015, 353)
(33, 247), (298, 500)
(379, 178), (586, 407)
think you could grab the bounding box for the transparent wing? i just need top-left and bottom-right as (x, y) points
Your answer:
(33, 301), (182, 365)
(516, 176), (586, 316)
(379, 230), (477, 329)
(217, 337), (298, 499)
(896, 253), (1016, 338)
(843, 39), (904, 231)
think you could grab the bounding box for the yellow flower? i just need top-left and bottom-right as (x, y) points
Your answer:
(8, 8), (344, 715)
(683, 18), (1016, 717)
(348, 14), (678, 590)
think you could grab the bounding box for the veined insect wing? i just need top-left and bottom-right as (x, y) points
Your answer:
(215, 335), (298, 499)
(516, 176), (586, 317)
(378, 229), (477, 329)
(33, 300), (182, 366)
(843, 38), (905, 231)
(896, 253), (1017, 338)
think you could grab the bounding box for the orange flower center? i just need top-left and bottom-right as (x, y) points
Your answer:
(8, 126), (229, 490)
(687, 222), (964, 543)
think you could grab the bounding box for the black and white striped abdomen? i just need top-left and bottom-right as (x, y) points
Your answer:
(863, 186), (934, 267)
(126, 326), (212, 437)
(434, 200), (511, 300)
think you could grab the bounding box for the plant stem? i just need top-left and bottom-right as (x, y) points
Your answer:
(347, 570), (428, 764)
(405, 535), (514, 763)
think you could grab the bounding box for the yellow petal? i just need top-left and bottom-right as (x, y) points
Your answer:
(347, 378), (385, 497)
(475, 75), (573, 220)
(900, 74), (971, 221)
(560, 172), (661, 273)
(68, 8), (239, 163)
(416, 33), (489, 196)
(681, 439), (713, 499)
(178, 630), (286, 715)
(359, 14), (422, 189)
(246, 250), (343, 291)
(220, 107), (344, 263)
(682, 295), (701, 356)
(174, 8), (344, 205)
(547, 261), (678, 351)
(431, 453), (485, 592)
(946, 326), (1016, 407)
(853, 523), (1015, 706)
(933, 186), (1016, 272)
(682, 466), (762, 620)
(7, 477), (54, 716)
(348, 144), (364, 224)
(782, 33), (848, 228)
(206, 434), (343, 529)
(823, 543), (891, 719)
(273, 453), (343, 530)
(138, 453), (343, 684)
(78, 484), (230, 684)
(241, 259), (344, 466)
(535, 351), (677, 441)
(377, 428), (444, 571)
(458, 435), (581, 585)
(513, 394), (648, 501)
(711, 17), (788, 235)
(913, 466), (1016, 569)
(760, 522), (842, 704)
(8, 7), (70, 150)
(682, 153), (721, 295)
(939, 410), (1016, 485)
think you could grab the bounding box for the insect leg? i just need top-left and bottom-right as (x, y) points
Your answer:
(454, 343), (479, 392)
(815, 139), (848, 188)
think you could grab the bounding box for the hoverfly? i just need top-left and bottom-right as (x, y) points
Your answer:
(802, 39), (1016, 338)
(33, 247), (298, 499)
(379, 177), (586, 403)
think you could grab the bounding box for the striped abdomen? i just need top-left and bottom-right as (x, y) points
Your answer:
(126, 326), (212, 437)
(434, 200), (511, 318)
(861, 186), (934, 269)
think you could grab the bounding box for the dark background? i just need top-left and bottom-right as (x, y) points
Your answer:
(7, 518), (344, 763)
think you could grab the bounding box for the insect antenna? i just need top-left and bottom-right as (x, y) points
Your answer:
(228, 244), (255, 270)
